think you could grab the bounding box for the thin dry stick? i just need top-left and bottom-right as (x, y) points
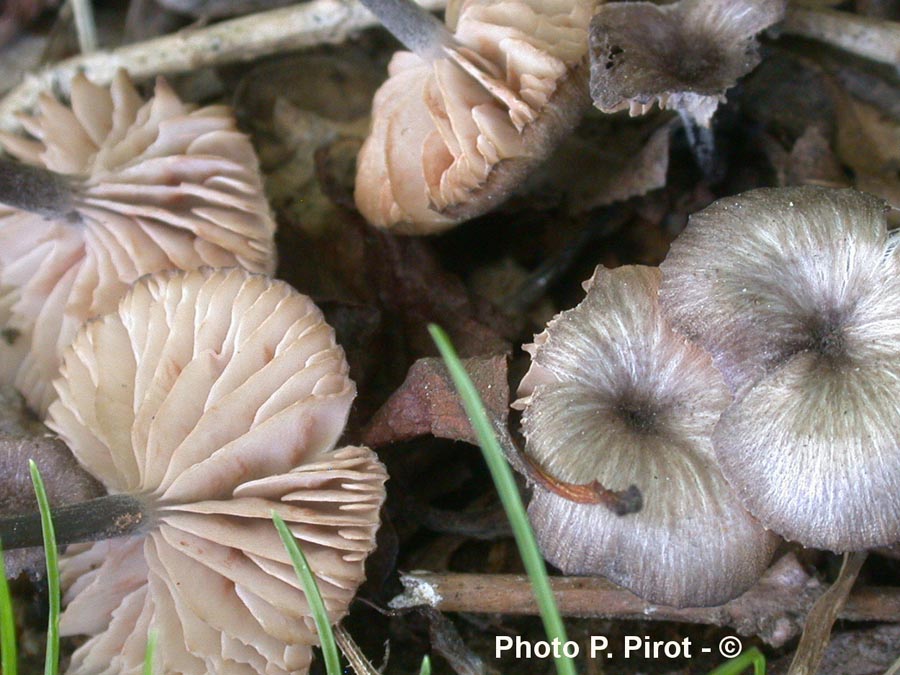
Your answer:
(391, 558), (900, 648)
(780, 6), (900, 67)
(787, 551), (868, 675)
(0, 0), (448, 134)
(885, 654), (900, 675)
(334, 625), (382, 675)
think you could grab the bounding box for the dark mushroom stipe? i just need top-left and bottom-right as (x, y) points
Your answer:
(0, 493), (149, 549)
(677, 110), (723, 182)
(357, 0), (456, 61)
(0, 158), (80, 222)
(521, 451), (643, 515)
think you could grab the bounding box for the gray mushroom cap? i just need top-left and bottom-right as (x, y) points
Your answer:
(515, 265), (777, 608)
(49, 268), (386, 675)
(589, 0), (785, 126)
(660, 186), (900, 551)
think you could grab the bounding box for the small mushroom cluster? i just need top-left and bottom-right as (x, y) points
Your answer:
(0, 73), (388, 675)
(0, 70), (277, 414)
(517, 186), (900, 607)
(660, 187), (900, 552)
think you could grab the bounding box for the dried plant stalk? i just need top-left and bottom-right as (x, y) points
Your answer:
(391, 563), (900, 648)
(0, 0), (448, 134)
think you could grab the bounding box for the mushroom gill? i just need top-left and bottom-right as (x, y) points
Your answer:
(660, 186), (900, 551)
(0, 71), (277, 414)
(354, 0), (595, 234)
(49, 268), (386, 675)
(515, 265), (777, 608)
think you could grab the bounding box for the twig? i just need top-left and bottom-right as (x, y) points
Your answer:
(70, 0), (98, 54)
(780, 6), (900, 68)
(390, 555), (900, 648)
(334, 625), (382, 675)
(885, 653), (900, 675)
(787, 551), (868, 675)
(0, 0), (448, 134)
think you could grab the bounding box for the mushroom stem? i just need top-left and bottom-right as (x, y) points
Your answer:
(522, 452), (643, 514)
(504, 206), (630, 315)
(0, 493), (149, 549)
(71, 0), (100, 54)
(0, 159), (79, 221)
(493, 416), (642, 515)
(356, 0), (456, 61)
(678, 110), (723, 182)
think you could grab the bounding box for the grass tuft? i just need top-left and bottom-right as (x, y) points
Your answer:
(0, 539), (17, 675)
(273, 512), (342, 675)
(29, 461), (60, 675)
(143, 629), (158, 675)
(429, 324), (577, 675)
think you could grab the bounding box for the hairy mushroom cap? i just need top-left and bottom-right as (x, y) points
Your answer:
(0, 71), (277, 414)
(515, 265), (777, 608)
(660, 187), (900, 551)
(354, 0), (594, 234)
(589, 0), (785, 126)
(48, 268), (386, 675)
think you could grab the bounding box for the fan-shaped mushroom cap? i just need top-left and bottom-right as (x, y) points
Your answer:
(515, 265), (777, 607)
(660, 187), (900, 551)
(0, 71), (277, 414)
(354, 0), (594, 234)
(48, 268), (386, 675)
(589, 0), (785, 126)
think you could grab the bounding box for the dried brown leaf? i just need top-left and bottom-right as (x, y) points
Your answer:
(785, 125), (848, 187)
(832, 85), (900, 222)
(362, 355), (508, 447)
(365, 232), (511, 358)
(533, 114), (675, 213)
(235, 52), (382, 237)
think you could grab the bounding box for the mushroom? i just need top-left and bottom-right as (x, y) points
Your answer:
(0, 70), (277, 415)
(43, 268), (386, 675)
(589, 0), (786, 127)
(659, 187), (900, 551)
(514, 265), (777, 607)
(354, 0), (595, 234)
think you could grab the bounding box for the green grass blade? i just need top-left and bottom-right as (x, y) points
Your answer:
(143, 629), (158, 675)
(419, 654), (432, 675)
(272, 513), (341, 675)
(0, 539), (17, 675)
(429, 324), (577, 675)
(707, 646), (766, 675)
(29, 460), (60, 675)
